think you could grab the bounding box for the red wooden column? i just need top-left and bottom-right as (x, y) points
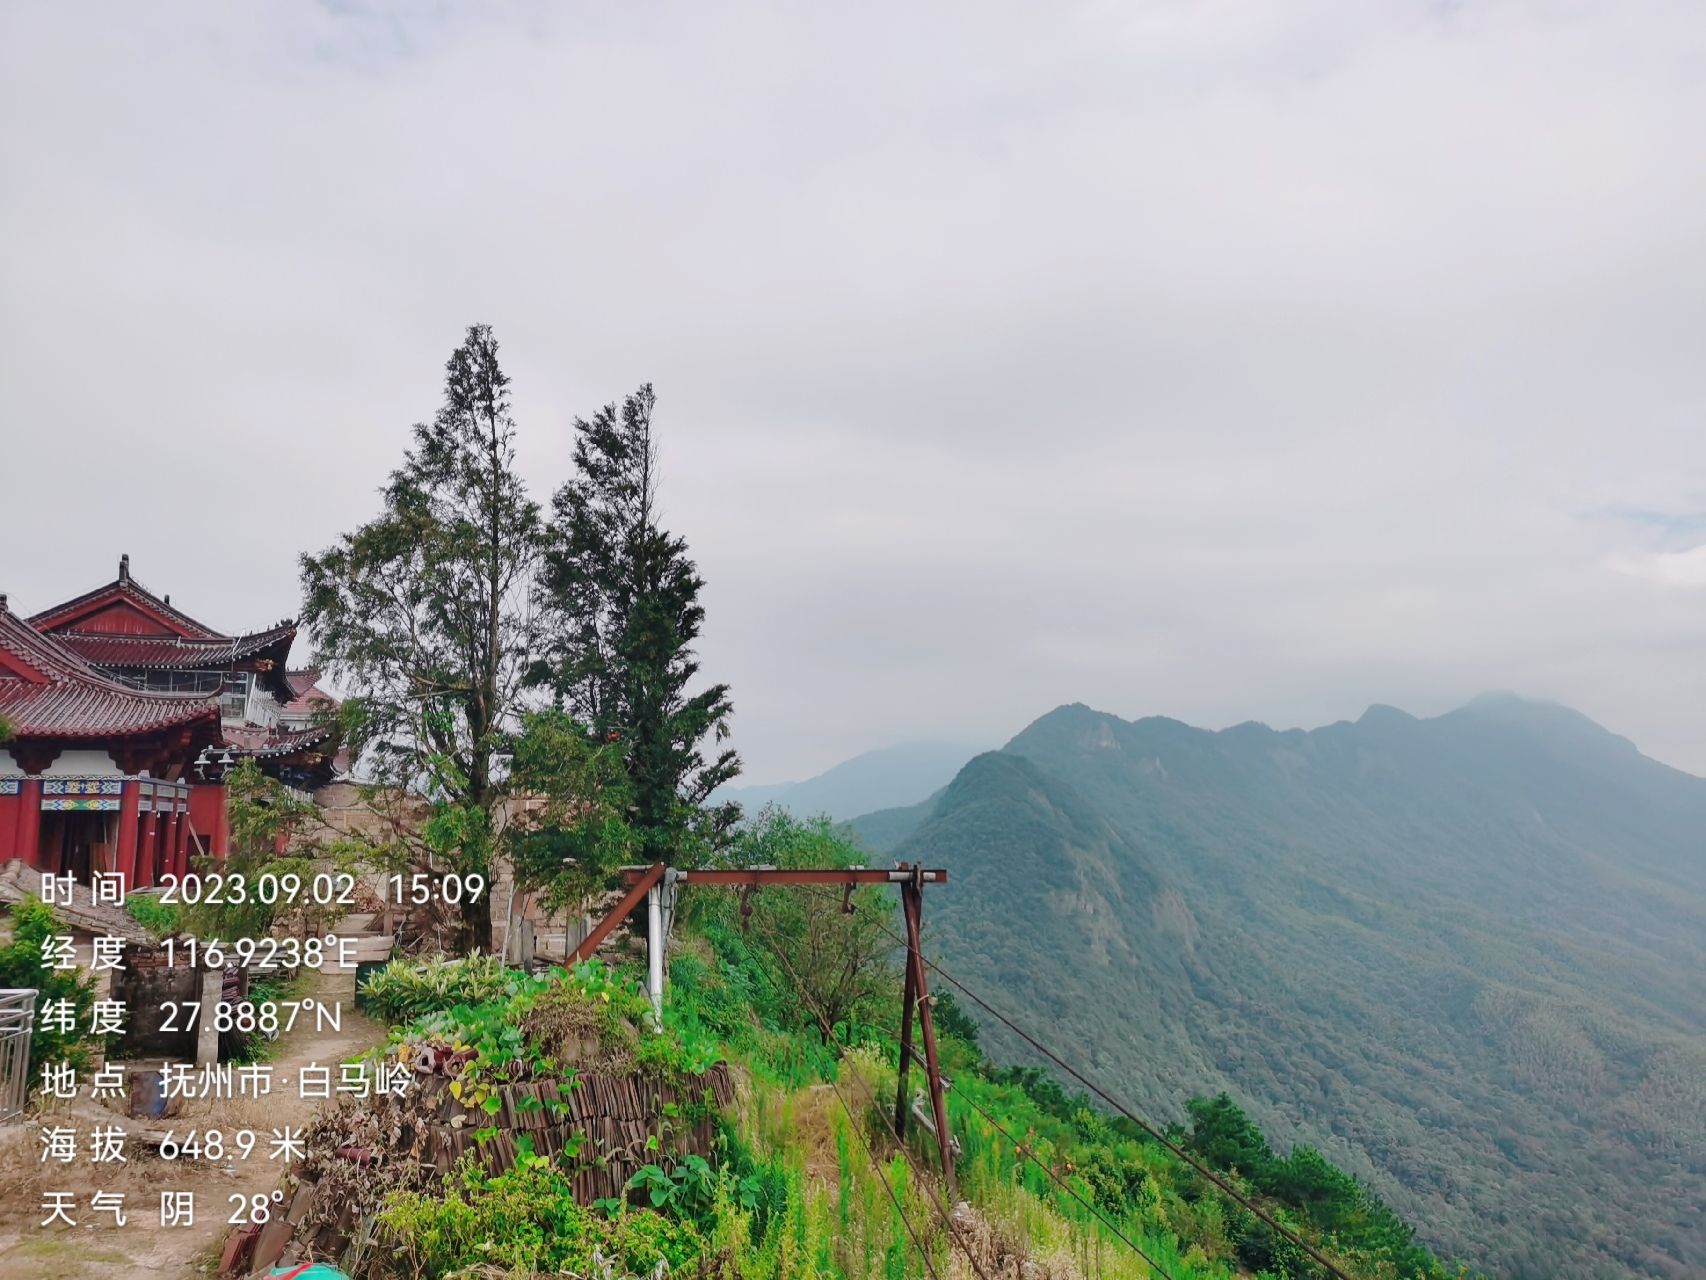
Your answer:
(212, 786), (230, 859)
(176, 794), (194, 878)
(150, 792), (169, 883)
(162, 803), (182, 884)
(14, 778), (44, 869)
(113, 778), (141, 890)
(187, 779), (231, 861)
(151, 798), (168, 886)
(135, 789), (159, 890)
(9, 750), (55, 871)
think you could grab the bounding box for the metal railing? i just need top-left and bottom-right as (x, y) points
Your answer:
(0, 989), (37, 1123)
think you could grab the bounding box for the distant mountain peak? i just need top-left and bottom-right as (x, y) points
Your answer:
(714, 740), (983, 822)
(1454, 691), (1628, 737)
(1461, 690), (1584, 719)
(1356, 703), (1418, 728)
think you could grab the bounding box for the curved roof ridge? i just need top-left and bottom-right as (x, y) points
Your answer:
(28, 573), (227, 640)
(25, 557), (297, 644)
(50, 620), (299, 671)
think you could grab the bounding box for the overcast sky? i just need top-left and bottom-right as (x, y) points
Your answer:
(3, 1), (1703, 783)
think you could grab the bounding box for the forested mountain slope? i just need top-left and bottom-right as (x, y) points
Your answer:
(882, 696), (1706, 1279)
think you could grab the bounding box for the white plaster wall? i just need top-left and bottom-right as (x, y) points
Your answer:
(41, 749), (120, 775)
(0, 749), (17, 772)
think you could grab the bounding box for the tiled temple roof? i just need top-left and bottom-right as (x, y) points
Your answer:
(0, 605), (220, 741)
(26, 556), (297, 701)
(51, 621), (297, 671)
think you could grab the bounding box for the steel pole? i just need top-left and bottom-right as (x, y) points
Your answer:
(646, 883), (664, 1028)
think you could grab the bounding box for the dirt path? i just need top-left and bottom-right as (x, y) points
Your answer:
(0, 970), (387, 1280)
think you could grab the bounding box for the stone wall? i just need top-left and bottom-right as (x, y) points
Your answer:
(113, 946), (201, 1058)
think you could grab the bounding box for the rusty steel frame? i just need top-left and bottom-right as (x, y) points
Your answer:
(892, 866), (956, 1197)
(591, 860), (956, 1195)
(569, 861), (666, 964)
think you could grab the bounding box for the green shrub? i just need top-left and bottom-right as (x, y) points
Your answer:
(358, 951), (517, 1022)
(226, 969), (310, 1064)
(381, 961), (727, 1124)
(378, 1155), (703, 1279)
(123, 892), (183, 939)
(0, 898), (98, 1078)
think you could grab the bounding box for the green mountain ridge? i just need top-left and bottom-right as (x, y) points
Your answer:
(871, 696), (1706, 1280)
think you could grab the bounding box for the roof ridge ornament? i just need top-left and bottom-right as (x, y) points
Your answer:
(119, 553), (131, 583)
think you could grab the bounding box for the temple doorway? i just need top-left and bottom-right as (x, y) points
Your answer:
(35, 811), (113, 884)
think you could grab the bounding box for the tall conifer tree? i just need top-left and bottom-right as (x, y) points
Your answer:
(533, 385), (740, 859)
(301, 324), (541, 948)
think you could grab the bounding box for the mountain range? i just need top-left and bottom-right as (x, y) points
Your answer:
(850, 695), (1705, 1279)
(715, 741), (979, 822)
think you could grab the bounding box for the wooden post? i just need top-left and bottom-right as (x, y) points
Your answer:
(162, 807), (181, 884)
(174, 801), (192, 880)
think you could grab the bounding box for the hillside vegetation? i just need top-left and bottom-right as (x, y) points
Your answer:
(325, 811), (1469, 1280)
(872, 696), (1706, 1279)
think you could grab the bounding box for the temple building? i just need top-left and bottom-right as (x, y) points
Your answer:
(0, 556), (341, 882)
(0, 600), (219, 884)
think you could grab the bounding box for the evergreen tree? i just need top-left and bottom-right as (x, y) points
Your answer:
(504, 709), (638, 912)
(300, 324), (541, 949)
(532, 384), (739, 860)
(1186, 1092), (1276, 1178)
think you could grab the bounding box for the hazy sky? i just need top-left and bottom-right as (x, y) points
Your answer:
(3, 1), (1703, 783)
